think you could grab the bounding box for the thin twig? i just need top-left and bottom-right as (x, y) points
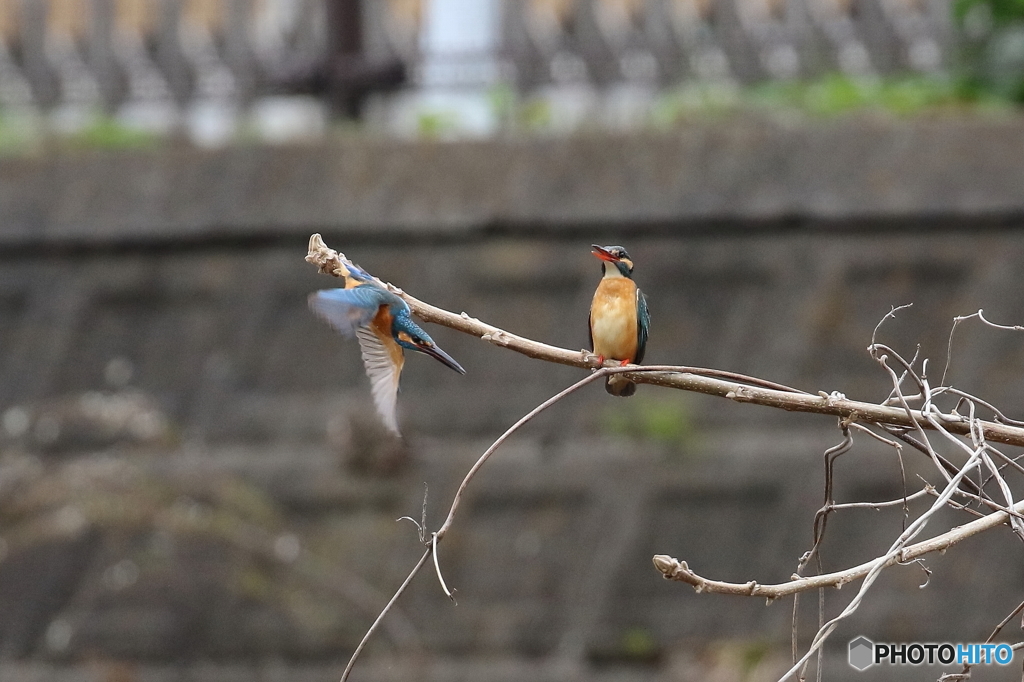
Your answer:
(922, 397), (1024, 538)
(827, 487), (931, 511)
(432, 371), (608, 540)
(989, 446), (1024, 477)
(805, 426), (853, 568)
(881, 426), (984, 496)
(931, 387), (1024, 427)
(338, 548), (431, 682)
(847, 423), (912, 522)
(943, 309), (1024, 386)
(986, 599), (1024, 643)
(338, 369), (611, 682)
(943, 600), (1024, 680)
(923, 472), (1024, 521)
(792, 422), (854, 676)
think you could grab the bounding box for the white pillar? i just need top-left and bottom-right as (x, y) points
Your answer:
(407, 0), (502, 136)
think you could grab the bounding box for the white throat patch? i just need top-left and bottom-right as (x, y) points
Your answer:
(603, 261), (625, 278)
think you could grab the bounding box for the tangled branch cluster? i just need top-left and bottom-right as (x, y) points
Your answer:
(657, 305), (1024, 681)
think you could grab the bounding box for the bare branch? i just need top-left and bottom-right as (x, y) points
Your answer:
(307, 235), (1024, 448)
(652, 498), (1024, 599)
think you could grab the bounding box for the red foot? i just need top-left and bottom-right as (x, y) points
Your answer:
(595, 354), (605, 364)
(619, 359), (631, 366)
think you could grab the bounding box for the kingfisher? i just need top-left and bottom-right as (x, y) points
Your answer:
(589, 244), (649, 397)
(309, 254), (465, 435)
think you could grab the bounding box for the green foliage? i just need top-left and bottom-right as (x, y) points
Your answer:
(953, 0), (1024, 101)
(955, 0), (1024, 28)
(750, 74), (966, 115)
(488, 83), (517, 127)
(416, 110), (460, 138)
(0, 115), (41, 156)
(650, 82), (742, 124)
(636, 73), (1009, 129)
(517, 97), (554, 130)
(657, 74), (988, 120)
(0, 111), (163, 156)
(601, 394), (696, 450)
(619, 626), (659, 661)
(469, 72), (1018, 136)
(739, 639), (771, 673)
(751, 75), (869, 115)
(64, 118), (161, 150)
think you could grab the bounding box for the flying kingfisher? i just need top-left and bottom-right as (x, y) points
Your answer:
(589, 244), (649, 397)
(309, 254), (465, 435)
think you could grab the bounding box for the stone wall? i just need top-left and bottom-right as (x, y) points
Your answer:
(5, 117), (1024, 248)
(0, 119), (1022, 681)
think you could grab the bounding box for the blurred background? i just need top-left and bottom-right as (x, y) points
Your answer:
(0, 0), (1023, 145)
(0, 1), (1023, 682)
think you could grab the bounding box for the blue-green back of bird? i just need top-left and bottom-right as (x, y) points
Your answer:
(635, 289), (649, 365)
(309, 284), (408, 338)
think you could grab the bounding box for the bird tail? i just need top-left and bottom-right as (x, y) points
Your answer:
(605, 375), (636, 397)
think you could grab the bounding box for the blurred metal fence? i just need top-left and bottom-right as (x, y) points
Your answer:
(0, 0), (328, 143)
(0, 0), (955, 141)
(0, 0), (325, 108)
(493, 0), (950, 87)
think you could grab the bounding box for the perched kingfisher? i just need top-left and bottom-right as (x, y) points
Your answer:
(589, 244), (649, 397)
(309, 254), (465, 435)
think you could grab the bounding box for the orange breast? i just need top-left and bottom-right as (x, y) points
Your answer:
(370, 305), (405, 371)
(590, 277), (638, 362)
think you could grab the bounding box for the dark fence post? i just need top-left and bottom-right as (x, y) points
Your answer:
(324, 0), (362, 117)
(274, 0), (405, 120)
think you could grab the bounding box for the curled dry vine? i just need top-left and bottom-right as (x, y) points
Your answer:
(307, 236), (1024, 682)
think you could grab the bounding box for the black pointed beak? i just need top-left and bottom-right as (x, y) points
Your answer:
(591, 244), (618, 262)
(414, 341), (466, 374)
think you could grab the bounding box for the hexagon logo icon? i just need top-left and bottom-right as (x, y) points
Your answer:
(849, 636), (875, 670)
